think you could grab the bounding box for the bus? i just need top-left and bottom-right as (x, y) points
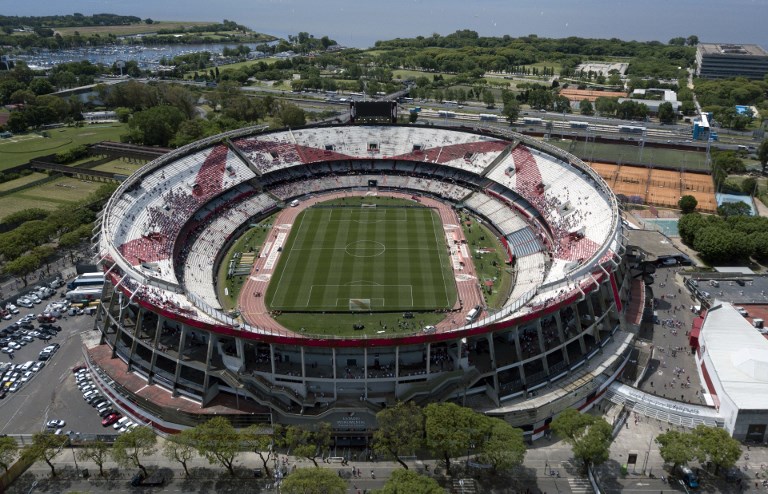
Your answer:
(437, 110), (456, 118)
(570, 121), (589, 129)
(65, 287), (103, 304)
(617, 124), (646, 134)
(67, 273), (105, 290)
(479, 114), (498, 121)
(523, 117), (543, 125)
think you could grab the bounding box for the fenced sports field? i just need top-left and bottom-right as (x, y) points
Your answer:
(590, 162), (717, 212)
(266, 205), (457, 312)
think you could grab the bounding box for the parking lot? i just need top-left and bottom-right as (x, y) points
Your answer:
(0, 301), (113, 436)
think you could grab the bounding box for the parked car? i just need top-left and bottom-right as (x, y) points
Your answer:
(113, 417), (130, 430)
(46, 419), (65, 429)
(102, 413), (121, 427)
(72, 364), (87, 373)
(31, 362), (45, 372)
(16, 299), (33, 309)
(99, 408), (115, 418)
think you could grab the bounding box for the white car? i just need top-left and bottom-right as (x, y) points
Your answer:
(1, 348), (14, 355)
(16, 299), (33, 308)
(21, 371), (34, 382)
(46, 419), (65, 429)
(6, 304), (19, 314)
(113, 417), (130, 430)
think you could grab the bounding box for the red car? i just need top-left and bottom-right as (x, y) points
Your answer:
(37, 314), (56, 323)
(101, 412), (121, 427)
(72, 364), (87, 373)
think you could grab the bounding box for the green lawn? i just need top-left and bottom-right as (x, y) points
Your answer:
(0, 172), (47, 192)
(545, 138), (709, 171)
(266, 203), (457, 312)
(0, 124), (128, 171)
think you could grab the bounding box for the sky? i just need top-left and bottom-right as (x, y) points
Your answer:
(3, 0), (768, 49)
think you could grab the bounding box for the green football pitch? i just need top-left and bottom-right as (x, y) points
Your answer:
(266, 205), (457, 312)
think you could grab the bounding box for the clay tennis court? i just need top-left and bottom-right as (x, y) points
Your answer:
(588, 162), (716, 212)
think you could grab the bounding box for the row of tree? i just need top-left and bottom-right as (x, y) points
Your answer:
(656, 424), (742, 475)
(678, 212), (768, 263)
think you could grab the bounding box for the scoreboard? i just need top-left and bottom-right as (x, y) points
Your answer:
(349, 101), (397, 124)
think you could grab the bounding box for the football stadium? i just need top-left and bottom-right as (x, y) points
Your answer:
(88, 120), (632, 444)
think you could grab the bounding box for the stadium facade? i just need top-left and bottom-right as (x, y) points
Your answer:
(90, 124), (632, 443)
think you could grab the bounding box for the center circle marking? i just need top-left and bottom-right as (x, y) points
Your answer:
(345, 240), (386, 258)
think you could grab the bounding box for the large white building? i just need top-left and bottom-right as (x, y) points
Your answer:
(696, 301), (768, 441)
(696, 43), (768, 80)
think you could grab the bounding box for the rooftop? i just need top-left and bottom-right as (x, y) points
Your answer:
(700, 301), (768, 410)
(697, 43), (768, 57)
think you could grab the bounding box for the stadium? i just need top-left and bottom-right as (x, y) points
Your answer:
(89, 119), (633, 444)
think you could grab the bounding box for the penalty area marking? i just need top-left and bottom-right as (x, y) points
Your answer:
(305, 284), (414, 308)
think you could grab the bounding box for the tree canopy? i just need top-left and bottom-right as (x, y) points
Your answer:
(380, 469), (444, 494)
(280, 467), (347, 494)
(374, 401), (425, 469)
(111, 426), (157, 477)
(550, 409), (612, 471)
(678, 195), (698, 214)
(190, 416), (240, 475)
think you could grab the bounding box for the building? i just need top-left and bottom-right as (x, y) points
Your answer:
(89, 124), (631, 443)
(618, 88), (680, 114)
(696, 43), (768, 80)
(696, 301), (768, 441)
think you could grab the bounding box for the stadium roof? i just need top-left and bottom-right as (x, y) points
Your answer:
(700, 301), (768, 410)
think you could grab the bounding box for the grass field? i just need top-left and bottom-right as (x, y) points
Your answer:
(0, 124), (127, 171)
(546, 138), (709, 171)
(0, 176), (104, 220)
(266, 205), (457, 313)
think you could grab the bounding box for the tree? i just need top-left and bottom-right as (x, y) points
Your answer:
(280, 467), (347, 494)
(3, 253), (41, 286)
(741, 177), (758, 196)
(127, 105), (186, 147)
(409, 111), (419, 124)
(758, 138), (768, 175)
(111, 426), (157, 477)
(658, 102), (675, 124)
(656, 430), (697, 471)
(502, 99), (520, 125)
(678, 195), (698, 214)
(0, 435), (18, 473)
(550, 409), (612, 472)
(23, 432), (68, 477)
(6, 111), (27, 134)
(374, 401), (424, 469)
(278, 103), (306, 127)
(77, 441), (110, 477)
(717, 201), (752, 218)
(278, 423), (331, 468)
(693, 425), (741, 475)
(162, 429), (197, 477)
(579, 99), (594, 116)
(191, 417), (240, 475)
(687, 35), (699, 46)
(482, 90), (495, 108)
(380, 469), (444, 494)
(424, 402), (488, 475)
(477, 418), (527, 474)
(242, 424), (276, 477)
